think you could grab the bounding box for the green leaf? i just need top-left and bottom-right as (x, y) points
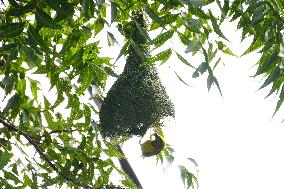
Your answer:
(104, 145), (124, 158)
(209, 10), (228, 41)
(185, 40), (202, 53)
(265, 76), (284, 98)
(27, 25), (50, 53)
(187, 158), (199, 170)
(174, 71), (191, 86)
(197, 62), (208, 74)
(250, 6), (266, 26)
(145, 7), (165, 28)
(273, 85), (284, 117)
(179, 165), (198, 189)
(107, 31), (118, 46)
(130, 40), (147, 61)
(3, 170), (22, 184)
(151, 30), (174, 48)
(84, 104), (91, 126)
(0, 22), (25, 39)
(111, 2), (118, 23)
(66, 48), (84, 67)
(189, 6), (210, 19)
(60, 29), (81, 54)
(43, 96), (51, 108)
(192, 70), (200, 78)
(22, 45), (39, 67)
(43, 111), (57, 130)
(258, 67), (281, 90)
(134, 20), (152, 42)
(82, 0), (95, 19)
(241, 38), (263, 56)
(213, 57), (222, 70)
(223, 0), (230, 18)
(77, 67), (93, 95)
(47, 0), (74, 21)
(175, 52), (195, 68)
(23, 173), (32, 187)
(114, 40), (130, 63)
(259, 38), (275, 53)
(31, 172), (38, 189)
(255, 52), (278, 76)
(0, 138), (10, 148)
(208, 71), (223, 97)
(150, 13), (179, 30)
(94, 17), (105, 35)
(207, 73), (214, 90)
(222, 47), (238, 57)
(35, 8), (61, 29)
(29, 79), (38, 100)
(0, 43), (18, 52)
(0, 150), (13, 170)
(145, 48), (172, 65)
(178, 32), (191, 46)
(3, 93), (21, 117)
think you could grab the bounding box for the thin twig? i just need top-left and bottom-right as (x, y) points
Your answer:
(49, 129), (78, 134)
(0, 118), (93, 189)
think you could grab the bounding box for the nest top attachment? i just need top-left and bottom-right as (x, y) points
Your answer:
(99, 10), (174, 141)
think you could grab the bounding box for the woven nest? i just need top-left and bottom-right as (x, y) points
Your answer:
(99, 10), (174, 140)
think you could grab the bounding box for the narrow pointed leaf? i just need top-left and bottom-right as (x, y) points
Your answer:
(82, 0), (95, 19)
(241, 38), (263, 56)
(145, 48), (172, 64)
(3, 93), (20, 116)
(273, 85), (284, 117)
(77, 67), (93, 95)
(35, 8), (61, 29)
(174, 71), (191, 86)
(213, 76), (223, 97)
(115, 40), (130, 63)
(130, 40), (147, 61)
(107, 31), (118, 46)
(255, 52), (278, 76)
(111, 2), (118, 23)
(151, 30), (174, 48)
(259, 67), (281, 90)
(222, 47), (238, 57)
(0, 150), (13, 170)
(0, 22), (25, 39)
(27, 25), (51, 53)
(209, 10), (228, 41)
(176, 52), (195, 69)
(145, 7), (165, 28)
(60, 29), (81, 54)
(3, 170), (22, 184)
(134, 20), (152, 42)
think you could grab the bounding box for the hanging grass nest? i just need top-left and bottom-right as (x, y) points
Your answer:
(99, 10), (174, 140)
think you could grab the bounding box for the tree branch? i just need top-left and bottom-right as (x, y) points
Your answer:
(89, 86), (144, 189)
(0, 118), (93, 189)
(116, 145), (143, 189)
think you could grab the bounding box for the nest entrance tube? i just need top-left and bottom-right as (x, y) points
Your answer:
(99, 10), (175, 141)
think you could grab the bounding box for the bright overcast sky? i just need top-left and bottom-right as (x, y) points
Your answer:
(118, 19), (284, 189)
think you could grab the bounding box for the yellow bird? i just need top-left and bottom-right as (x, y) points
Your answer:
(140, 133), (165, 157)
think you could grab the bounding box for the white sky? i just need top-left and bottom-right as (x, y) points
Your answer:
(118, 20), (284, 189)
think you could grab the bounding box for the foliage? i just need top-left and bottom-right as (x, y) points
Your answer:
(0, 0), (283, 188)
